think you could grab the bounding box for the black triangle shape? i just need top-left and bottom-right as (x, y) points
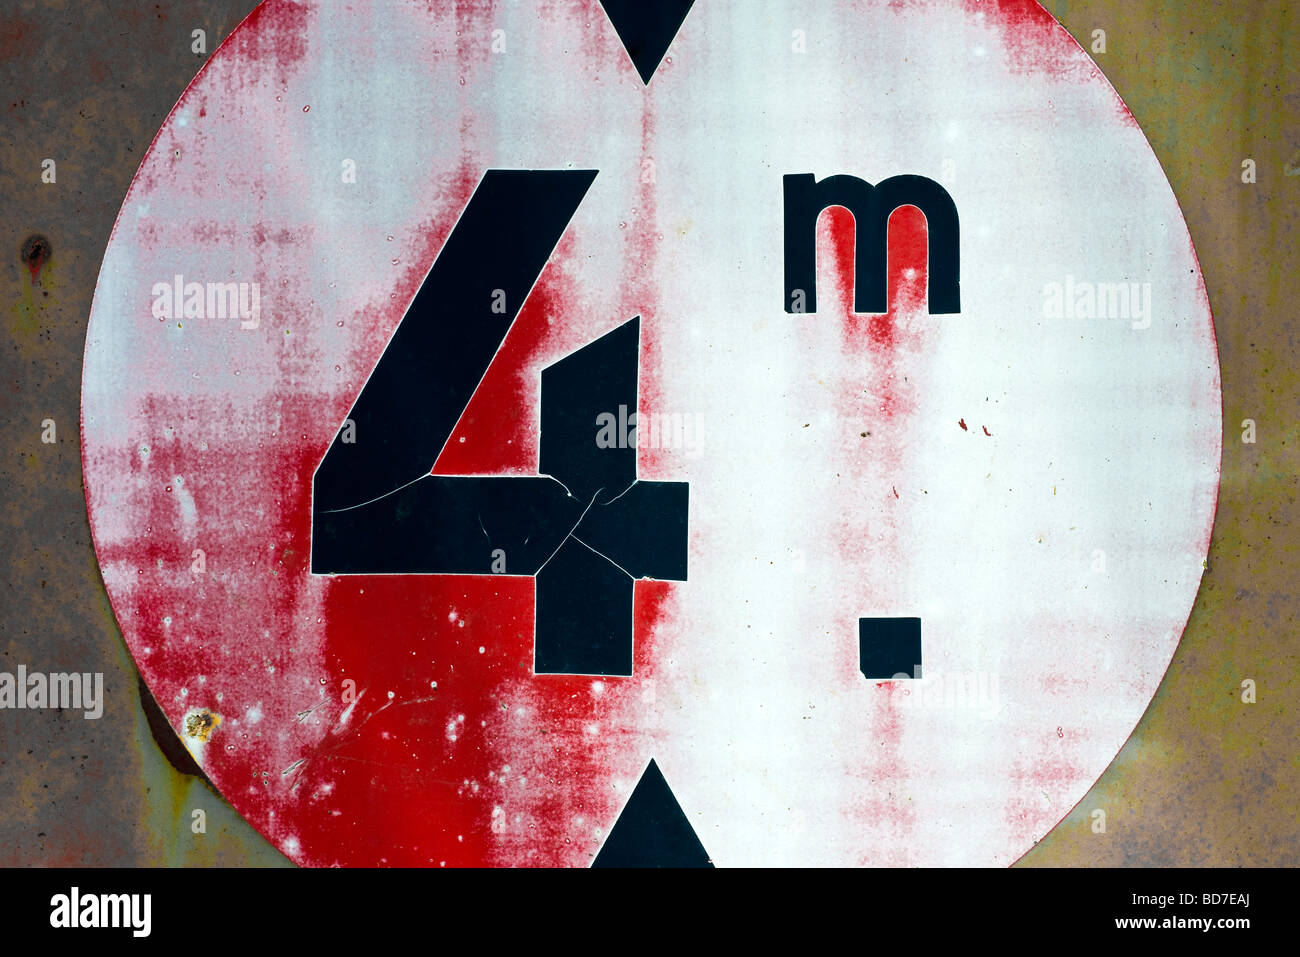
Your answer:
(592, 759), (713, 867)
(598, 0), (696, 85)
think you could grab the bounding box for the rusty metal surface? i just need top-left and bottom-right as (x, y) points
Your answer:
(0, 0), (286, 866)
(0, 0), (1294, 867)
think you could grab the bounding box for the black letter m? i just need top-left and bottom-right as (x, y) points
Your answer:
(783, 173), (959, 315)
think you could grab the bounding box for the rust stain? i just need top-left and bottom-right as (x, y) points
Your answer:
(20, 233), (50, 283)
(184, 709), (222, 743)
(137, 675), (206, 778)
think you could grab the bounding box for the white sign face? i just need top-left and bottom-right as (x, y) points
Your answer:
(83, 0), (1219, 866)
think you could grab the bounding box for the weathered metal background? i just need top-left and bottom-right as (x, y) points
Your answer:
(0, 0), (1295, 866)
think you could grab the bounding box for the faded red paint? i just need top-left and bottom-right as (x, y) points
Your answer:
(180, 10), (686, 865)
(819, 203), (931, 421)
(962, 0), (1073, 78)
(964, 0), (1143, 131)
(814, 199), (935, 628)
(228, 0), (314, 73)
(852, 681), (917, 865)
(434, 236), (583, 476)
(627, 101), (671, 478)
(81, 0), (1221, 868)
